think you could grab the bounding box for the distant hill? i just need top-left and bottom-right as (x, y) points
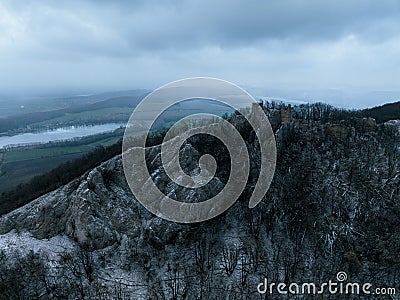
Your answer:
(0, 89), (150, 118)
(0, 91), (149, 133)
(361, 101), (400, 123)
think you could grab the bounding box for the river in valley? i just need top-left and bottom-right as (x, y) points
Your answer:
(0, 123), (125, 149)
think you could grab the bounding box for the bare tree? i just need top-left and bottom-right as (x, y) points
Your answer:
(59, 247), (96, 299)
(193, 239), (215, 299)
(165, 264), (189, 300)
(221, 245), (240, 277)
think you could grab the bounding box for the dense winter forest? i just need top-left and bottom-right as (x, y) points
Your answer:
(0, 102), (399, 299)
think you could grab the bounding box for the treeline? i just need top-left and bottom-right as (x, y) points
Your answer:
(0, 141), (122, 215)
(0, 127), (124, 152)
(265, 101), (361, 121)
(0, 110), (65, 133)
(265, 100), (400, 124)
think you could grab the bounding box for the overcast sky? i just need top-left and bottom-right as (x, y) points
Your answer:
(0, 0), (399, 105)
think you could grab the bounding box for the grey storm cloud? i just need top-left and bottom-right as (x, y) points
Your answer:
(0, 0), (399, 104)
(5, 0), (399, 54)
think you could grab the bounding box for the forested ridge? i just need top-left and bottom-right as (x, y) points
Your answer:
(0, 101), (399, 299)
(1, 101), (399, 216)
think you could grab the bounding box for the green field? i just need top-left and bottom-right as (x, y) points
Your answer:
(0, 134), (122, 193)
(0, 152), (85, 194)
(32, 107), (131, 128)
(3, 136), (121, 163)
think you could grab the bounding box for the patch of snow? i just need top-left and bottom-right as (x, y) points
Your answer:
(0, 230), (76, 257)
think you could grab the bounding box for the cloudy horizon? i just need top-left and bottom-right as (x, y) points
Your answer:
(0, 0), (399, 107)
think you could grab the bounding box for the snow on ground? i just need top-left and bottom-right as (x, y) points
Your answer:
(0, 230), (76, 257)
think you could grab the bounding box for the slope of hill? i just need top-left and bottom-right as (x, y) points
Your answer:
(0, 103), (399, 299)
(362, 101), (400, 123)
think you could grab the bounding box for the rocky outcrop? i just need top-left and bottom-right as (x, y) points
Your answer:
(325, 123), (351, 141)
(385, 119), (400, 133)
(0, 155), (127, 249)
(0, 140), (214, 250)
(355, 117), (376, 133)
